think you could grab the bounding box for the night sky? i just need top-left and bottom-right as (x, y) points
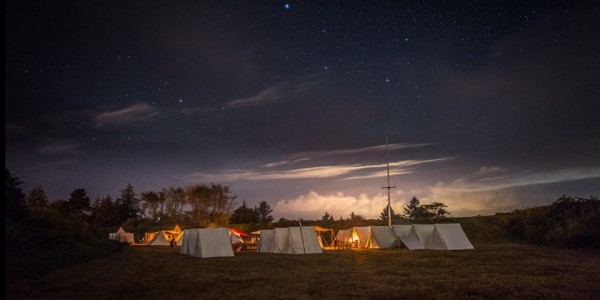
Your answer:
(6, 0), (600, 219)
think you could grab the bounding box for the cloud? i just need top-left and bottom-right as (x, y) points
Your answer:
(37, 140), (80, 156)
(274, 190), (407, 220)
(226, 86), (284, 109)
(263, 143), (432, 168)
(181, 158), (450, 183)
(226, 72), (327, 109)
(341, 169), (413, 180)
(478, 166), (508, 176)
(413, 167), (600, 216)
(94, 103), (159, 128)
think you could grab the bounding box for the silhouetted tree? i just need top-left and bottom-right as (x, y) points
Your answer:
(68, 188), (91, 217)
(5, 168), (26, 223)
(421, 202), (451, 218)
(91, 195), (116, 227)
(140, 191), (160, 220)
(379, 204), (402, 222)
(115, 184), (140, 223)
(164, 186), (185, 222)
(230, 201), (259, 223)
(256, 201), (274, 224)
(403, 196), (421, 219)
(25, 185), (48, 210)
(186, 184), (235, 225)
(321, 211), (334, 222)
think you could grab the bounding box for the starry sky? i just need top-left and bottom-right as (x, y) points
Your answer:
(6, 0), (600, 220)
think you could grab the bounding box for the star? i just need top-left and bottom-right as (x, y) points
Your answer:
(284, 3), (290, 10)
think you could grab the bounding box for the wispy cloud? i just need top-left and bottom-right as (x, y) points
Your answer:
(94, 103), (159, 128)
(37, 140), (80, 156)
(263, 143), (431, 168)
(226, 73), (326, 109)
(341, 169), (413, 180)
(181, 158), (450, 183)
(227, 86), (284, 109)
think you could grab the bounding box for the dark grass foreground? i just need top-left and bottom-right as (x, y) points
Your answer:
(7, 244), (600, 299)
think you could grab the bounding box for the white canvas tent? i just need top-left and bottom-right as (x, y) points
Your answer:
(257, 227), (322, 254)
(392, 225), (412, 239)
(108, 227), (134, 244)
(258, 229), (275, 253)
(392, 224), (422, 250)
(180, 228), (235, 258)
(427, 223), (474, 250)
(408, 224), (435, 249)
(371, 226), (399, 248)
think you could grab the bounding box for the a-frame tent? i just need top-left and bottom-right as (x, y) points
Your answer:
(371, 226), (399, 248)
(427, 223), (474, 250)
(257, 227), (322, 254)
(149, 231), (171, 245)
(335, 226), (398, 249)
(409, 224), (435, 249)
(353, 226), (378, 248)
(109, 227), (135, 244)
(314, 226), (335, 248)
(393, 224), (422, 250)
(258, 229), (275, 253)
(180, 228), (235, 258)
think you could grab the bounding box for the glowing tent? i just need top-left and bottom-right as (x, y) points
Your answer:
(335, 226), (399, 249)
(427, 223), (474, 250)
(180, 228), (235, 258)
(314, 226), (335, 248)
(146, 224), (184, 246)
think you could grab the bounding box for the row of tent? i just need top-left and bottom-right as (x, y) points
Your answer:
(180, 226), (324, 258)
(336, 224), (474, 250)
(112, 223), (473, 258)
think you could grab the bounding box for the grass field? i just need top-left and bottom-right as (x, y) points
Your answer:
(7, 243), (600, 299)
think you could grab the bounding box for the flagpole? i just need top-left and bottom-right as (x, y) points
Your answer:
(381, 137), (396, 227)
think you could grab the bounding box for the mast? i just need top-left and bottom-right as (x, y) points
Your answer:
(381, 136), (396, 227)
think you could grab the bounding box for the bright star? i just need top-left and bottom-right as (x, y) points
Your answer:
(284, 3), (290, 10)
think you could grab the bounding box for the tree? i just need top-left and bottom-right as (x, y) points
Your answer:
(379, 204), (402, 222)
(421, 202), (451, 219)
(206, 184), (235, 225)
(230, 201), (259, 224)
(140, 191), (160, 220)
(5, 168), (26, 222)
(321, 211), (334, 222)
(91, 195), (116, 227)
(68, 188), (91, 216)
(256, 201), (274, 224)
(115, 183), (141, 223)
(348, 212), (366, 227)
(186, 183), (235, 225)
(164, 186), (185, 222)
(25, 185), (48, 210)
(403, 196), (421, 219)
